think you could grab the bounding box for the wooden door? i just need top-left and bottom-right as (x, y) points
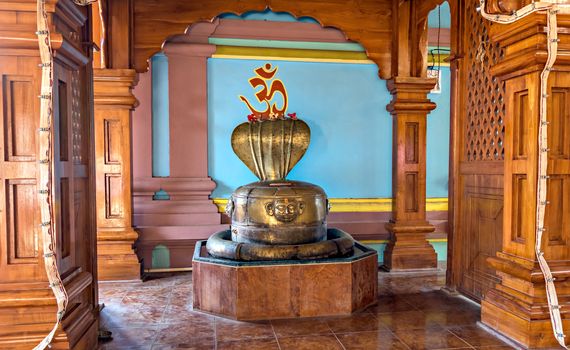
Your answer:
(0, 2), (98, 348)
(449, 0), (504, 302)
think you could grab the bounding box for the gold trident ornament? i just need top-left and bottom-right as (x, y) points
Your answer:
(239, 63), (289, 120)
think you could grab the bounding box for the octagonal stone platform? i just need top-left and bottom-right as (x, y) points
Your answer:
(192, 234), (378, 320)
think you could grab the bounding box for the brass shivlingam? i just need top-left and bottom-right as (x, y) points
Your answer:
(206, 117), (355, 261)
(206, 63), (355, 261)
(194, 63), (377, 321)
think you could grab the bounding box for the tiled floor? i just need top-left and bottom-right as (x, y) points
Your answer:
(98, 265), (515, 349)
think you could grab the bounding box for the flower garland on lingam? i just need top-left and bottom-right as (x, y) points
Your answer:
(240, 63), (299, 123)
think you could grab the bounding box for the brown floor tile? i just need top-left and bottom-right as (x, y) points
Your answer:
(153, 322), (215, 345)
(161, 305), (206, 323)
(395, 328), (472, 350)
(405, 292), (478, 313)
(98, 327), (154, 350)
(376, 310), (441, 331)
(337, 330), (410, 350)
(101, 304), (167, 328)
(371, 295), (417, 313)
(97, 271), (513, 350)
(271, 318), (332, 337)
(99, 345), (151, 350)
(150, 337), (215, 350)
(217, 338), (280, 350)
(449, 326), (510, 348)
(215, 318), (275, 342)
(278, 335), (344, 350)
(427, 309), (481, 327)
(326, 312), (388, 334)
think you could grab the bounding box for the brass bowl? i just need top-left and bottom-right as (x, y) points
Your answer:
(226, 180), (328, 245)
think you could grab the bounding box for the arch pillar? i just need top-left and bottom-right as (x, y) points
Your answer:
(94, 68), (142, 281)
(383, 77), (438, 270)
(383, 0), (439, 271)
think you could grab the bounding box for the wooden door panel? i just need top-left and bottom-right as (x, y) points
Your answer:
(0, 56), (44, 283)
(452, 0), (505, 302)
(458, 175), (503, 300)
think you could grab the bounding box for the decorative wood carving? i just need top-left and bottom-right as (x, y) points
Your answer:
(383, 76), (438, 271)
(480, 12), (570, 348)
(448, 0), (505, 302)
(131, 0), (392, 78)
(94, 68), (141, 280)
(0, 0), (98, 348)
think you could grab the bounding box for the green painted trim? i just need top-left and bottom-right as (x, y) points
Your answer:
(209, 38), (366, 52)
(365, 241), (447, 264)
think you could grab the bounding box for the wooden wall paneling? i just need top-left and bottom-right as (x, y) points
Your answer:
(447, 0), (505, 302)
(132, 0), (392, 77)
(480, 12), (570, 348)
(93, 68), (141, 280)
(0, 0), (98, 348)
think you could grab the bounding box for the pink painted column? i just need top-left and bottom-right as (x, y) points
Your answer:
(132, 42), (227, 270)
(164, 42), (216, 192)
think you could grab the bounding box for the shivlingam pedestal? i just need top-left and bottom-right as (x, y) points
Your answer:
(192, 63), (377, 320)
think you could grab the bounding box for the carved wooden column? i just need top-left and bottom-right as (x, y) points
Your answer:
(383, 77), (438, 270)
(481, 13), (570, 348)
(94, 69), (141, 280)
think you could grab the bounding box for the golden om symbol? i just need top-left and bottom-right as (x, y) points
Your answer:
(239, 63), (288, 120)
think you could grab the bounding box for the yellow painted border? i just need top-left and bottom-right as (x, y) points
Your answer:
(212, 54), (375, 65)
(213, 197), (448, 213)
(360, 238), (447, 244)
(215, 46), (370, 60)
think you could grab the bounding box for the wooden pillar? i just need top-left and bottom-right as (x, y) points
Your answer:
(94, 69), (141, 280)
(383, 77), (438, 270)
(92, 0), (141, 280)
(0, 1), (99, 348)
(481, 12), (570, 348)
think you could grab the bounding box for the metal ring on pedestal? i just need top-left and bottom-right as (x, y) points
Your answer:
(206, 228), (354, 261)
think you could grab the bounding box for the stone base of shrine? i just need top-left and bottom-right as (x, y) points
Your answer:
(192, 241), (378, 320)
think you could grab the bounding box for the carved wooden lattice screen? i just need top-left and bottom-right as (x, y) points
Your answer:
(454, 0), (505, 302)
(465, 1), (506, 162)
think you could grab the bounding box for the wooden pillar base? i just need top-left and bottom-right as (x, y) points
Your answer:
(383, 222), (437, 271)
(480, 254), (570, 348)
(482, 296), (570, 349)
(97, 229), (141, 281)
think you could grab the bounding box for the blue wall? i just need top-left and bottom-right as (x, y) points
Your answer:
(427, 68), (450, 198)
(150, 58), (451, 199)
(428, 2), (451, 28)
(149, 9), (451, 200)
(219, 9), (319, 23)
(208, 59), (393, 198)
